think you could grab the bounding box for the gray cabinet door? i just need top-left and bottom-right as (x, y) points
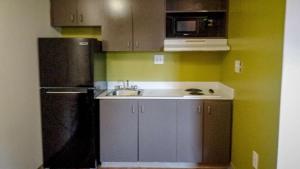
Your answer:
(177, 100), (203, 162)
(100, 100), (138, 162)
(203, 100), (232, 164)
(138, 100), (177, 162)
(100, 0), (133, 51)
(132, 0), (165, 51)
(51, 0), (78, 26)
(77, 0), (102, 26)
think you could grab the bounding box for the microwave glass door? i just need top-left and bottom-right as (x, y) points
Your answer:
(174, 18), (199, 36)
(176, 20), (197, 32)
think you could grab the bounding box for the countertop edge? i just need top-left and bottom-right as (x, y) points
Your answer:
(96, 96), (233, 100)
(95, 82), (234, 100)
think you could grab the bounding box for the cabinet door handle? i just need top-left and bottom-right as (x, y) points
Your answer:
(135, 41), (139, 48)
(127, 41), (131, 48)
(70, 14), (75, 22)
(131, 104), (135, 114)
(185, 39), (206, 43)
(198, 105), (201, 113)
(79, 14), (83, 23)
(207, 105), (212, 115)
(140, 105), (145, 113)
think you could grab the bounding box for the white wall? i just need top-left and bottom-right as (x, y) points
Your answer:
(277, 0), (300, 168)
(0, 0), (59, 169)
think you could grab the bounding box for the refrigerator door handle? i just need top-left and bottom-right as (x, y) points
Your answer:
(45, 91), (87, 94)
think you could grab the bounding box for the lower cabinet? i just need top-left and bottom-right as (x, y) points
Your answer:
(177, 100), (203, 163)
(100, 100), (138, 162)
(139, 100), (177, 162)
(99, 99), (232, 164)
(177, 100), (232, 164)
(100, 99), (177, 162)
(202, 100), (232, 164)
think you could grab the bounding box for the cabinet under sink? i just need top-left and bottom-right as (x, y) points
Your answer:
(99, 99), (232, 165)
(100, 99), (177, 162)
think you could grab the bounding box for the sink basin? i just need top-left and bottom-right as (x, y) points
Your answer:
(106, 89), (143, 96)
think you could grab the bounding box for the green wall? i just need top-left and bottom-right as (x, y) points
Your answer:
(61, 28), (102, 39)
(61, 28), (225, 81)
(106, 52), (224, 81)
(222, 0), (285, 168)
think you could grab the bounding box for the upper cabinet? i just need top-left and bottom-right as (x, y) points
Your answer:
(100, 0), (165, 52)
(50, 0), (228, 51)
(51, 0), (102, 27)
(99, 0), (133, 51)
(131, 0), (165, 51)
(166, 0), (227, 11)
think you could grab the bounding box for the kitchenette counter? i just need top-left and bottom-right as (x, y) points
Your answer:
(95, 82), (234, 100)
(97, 82), (233, 165)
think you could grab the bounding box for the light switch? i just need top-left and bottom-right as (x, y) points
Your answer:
(154, 55), (164, 64)
(235, 60), (242, 73)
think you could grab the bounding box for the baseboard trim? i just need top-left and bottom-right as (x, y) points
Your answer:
(230, 162), (237, 169)
(37, 165), (44, 169)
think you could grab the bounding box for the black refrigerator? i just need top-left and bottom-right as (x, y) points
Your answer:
(38, 38), (105, 168)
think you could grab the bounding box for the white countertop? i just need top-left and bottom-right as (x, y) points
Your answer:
(95, 82), (234, 100)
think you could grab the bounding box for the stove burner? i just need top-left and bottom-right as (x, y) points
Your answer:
(189, 92), (205, 95)
(185, 88), (202, 92)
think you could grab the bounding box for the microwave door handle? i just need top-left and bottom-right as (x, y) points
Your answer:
(185, 40), (206, 43)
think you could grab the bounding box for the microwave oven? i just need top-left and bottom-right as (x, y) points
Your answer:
(166, 13), (226, 38)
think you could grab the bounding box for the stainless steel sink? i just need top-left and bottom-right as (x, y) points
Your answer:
(106, 89), (143, 96)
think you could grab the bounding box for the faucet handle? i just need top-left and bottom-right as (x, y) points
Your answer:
(131, 85), (138, 90)
(126, 80), (130, 88)
(115, 85), (122, 89)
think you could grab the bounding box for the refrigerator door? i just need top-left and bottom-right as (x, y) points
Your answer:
(40, 88), (96, 168)
(39, 38), (100, 87)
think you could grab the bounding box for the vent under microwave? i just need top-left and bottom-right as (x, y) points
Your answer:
(164, 39), (230, 52)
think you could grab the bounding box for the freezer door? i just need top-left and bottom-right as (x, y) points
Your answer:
(40, 88), (96, 168)
(39, 38), (100, 87)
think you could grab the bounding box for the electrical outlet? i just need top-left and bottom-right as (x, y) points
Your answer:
(252, 151), (259, 169)
(154, 55), (164, 64)
(235, 60), (242, 73)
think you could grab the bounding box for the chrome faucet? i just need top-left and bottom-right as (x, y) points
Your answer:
(126, 80), (130, 89)
(121, 80), (130, 89)
(116, 80), (138, 90)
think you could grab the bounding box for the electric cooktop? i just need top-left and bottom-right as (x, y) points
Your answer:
(184, 88), (216, 96)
